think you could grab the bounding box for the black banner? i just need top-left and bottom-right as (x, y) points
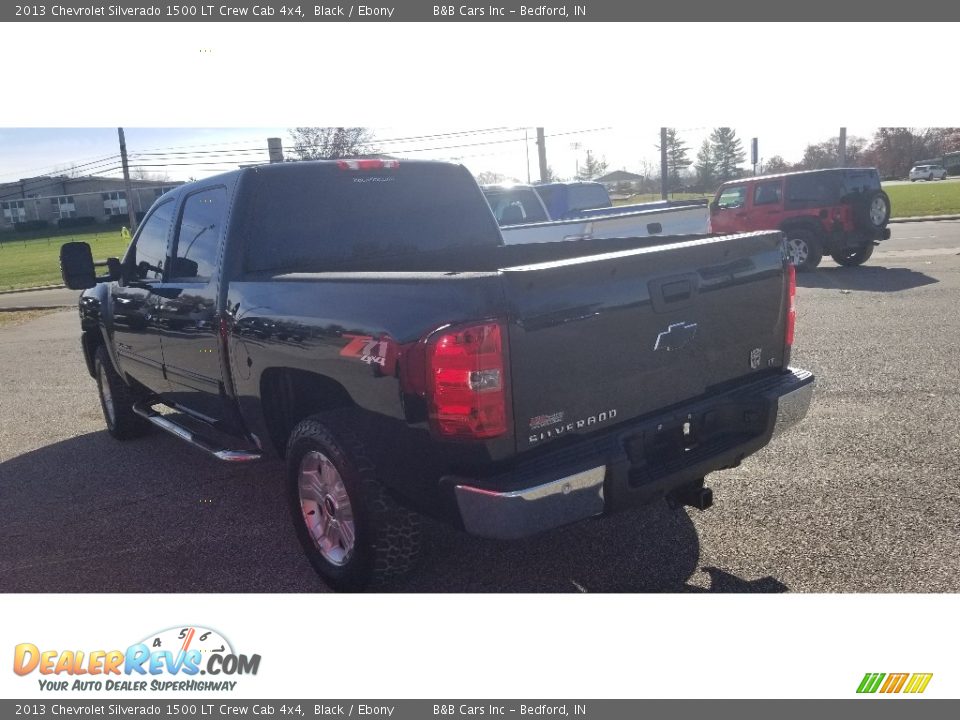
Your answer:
(2, 0), (958, 21)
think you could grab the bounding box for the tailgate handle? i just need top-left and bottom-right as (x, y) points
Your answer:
(662, 280), (692, 302)
(649, 273), (700, 313)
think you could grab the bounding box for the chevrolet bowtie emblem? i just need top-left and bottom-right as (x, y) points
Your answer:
(654, 322), (698, 351)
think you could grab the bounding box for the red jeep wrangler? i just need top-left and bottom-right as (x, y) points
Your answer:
(709, 168), (892, 271)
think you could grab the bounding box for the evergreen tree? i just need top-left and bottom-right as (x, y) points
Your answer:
(709, 127), (746, 182)
(694, 139), (716, 190)
(655, 128), (692, 189)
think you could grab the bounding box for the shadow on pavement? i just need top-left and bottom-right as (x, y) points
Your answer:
(0, 430), (787, 594)
(798, 265), (938, 293)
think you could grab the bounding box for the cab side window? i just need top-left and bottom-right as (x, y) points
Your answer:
(717, 185), (747, 209)
(170, 187), (228, 282)
(127, 200), (175, 280)
(753, 181), (782, 206)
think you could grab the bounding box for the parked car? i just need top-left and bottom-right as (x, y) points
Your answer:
(482, 183), (709, 244)
(909, 164), (948, 182)
(710, 168), (892, 271)
(60, 159), (813, 591)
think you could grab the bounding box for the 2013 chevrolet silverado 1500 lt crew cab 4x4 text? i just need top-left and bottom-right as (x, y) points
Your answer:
(60, 159), (814, 591)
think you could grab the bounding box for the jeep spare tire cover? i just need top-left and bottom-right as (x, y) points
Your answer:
(855, 190), (891, 231)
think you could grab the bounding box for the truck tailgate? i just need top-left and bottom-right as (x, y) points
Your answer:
(501, 231), (788, 451)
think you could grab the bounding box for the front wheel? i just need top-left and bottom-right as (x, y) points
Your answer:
(784, 229), (823, 272)
(94, 344), (151, 440)
(286, 412), (422, 591)
(832, 244), (875, 267)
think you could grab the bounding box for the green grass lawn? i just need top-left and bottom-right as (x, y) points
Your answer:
(883, 181), (960, 218)
(613, 192), (713, 205)
(617, 183), (960, 218)
(0, 228), (130, 291)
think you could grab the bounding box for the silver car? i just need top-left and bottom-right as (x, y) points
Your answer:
(909, 164), (949, 181)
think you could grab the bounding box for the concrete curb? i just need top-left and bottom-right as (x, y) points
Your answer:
(889, 214), (960, 224)
(0, 305), (72, 313)
(0, 284), (67, 295)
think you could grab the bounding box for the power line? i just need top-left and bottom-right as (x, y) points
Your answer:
(0, 153), (121, 184)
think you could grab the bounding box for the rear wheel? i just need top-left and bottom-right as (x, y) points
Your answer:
(286, 412), (422, 591)
(94, 344), (151, 440)
(831, 244), (875, 267)
(784, 228), (823, 272)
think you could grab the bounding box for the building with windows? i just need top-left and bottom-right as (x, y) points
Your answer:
(0, 174), (183, 229)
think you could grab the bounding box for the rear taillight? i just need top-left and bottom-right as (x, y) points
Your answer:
(336, 159), (399, 170)
(786, 263), (796, 347)
(426, 322), (508, 439)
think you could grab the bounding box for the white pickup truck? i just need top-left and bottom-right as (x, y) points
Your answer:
(482, 183), (710, 245)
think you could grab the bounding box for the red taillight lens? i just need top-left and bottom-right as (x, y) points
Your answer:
(336, 159), (399, 170)
(426, 322), (507, 439)
(786, 263), (796, 347)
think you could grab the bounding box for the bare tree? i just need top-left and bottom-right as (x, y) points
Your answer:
(763, 155), (791, 173)
(576, 149), (608, 181)
(475, 170), (506, 185)
(288, 127), (378, 160)
(131, 166), (170, 182)
(50, 163), (83, 178)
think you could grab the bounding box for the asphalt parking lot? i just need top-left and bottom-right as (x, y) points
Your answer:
(1, 220), (959, 593)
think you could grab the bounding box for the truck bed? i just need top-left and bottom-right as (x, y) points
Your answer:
(232, 231), (789, 457)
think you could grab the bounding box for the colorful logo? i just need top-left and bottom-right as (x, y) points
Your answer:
(857, 672), (933, 694)
(13, 626), (260, 693)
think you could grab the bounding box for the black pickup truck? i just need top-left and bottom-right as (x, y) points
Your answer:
(60, 159), (814, 591)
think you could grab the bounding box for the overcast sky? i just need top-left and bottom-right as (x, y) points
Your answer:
(0, 126), (877, 186)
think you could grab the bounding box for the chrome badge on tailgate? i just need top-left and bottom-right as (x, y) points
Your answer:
(654, 321), (698, 352)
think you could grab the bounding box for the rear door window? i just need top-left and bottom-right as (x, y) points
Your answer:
(753, 181), (783, 206)
(483, 187), (549, 225)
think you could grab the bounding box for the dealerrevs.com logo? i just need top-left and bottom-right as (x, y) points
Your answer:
(13, 626), (261, 693)
(856, 672), (933, 695)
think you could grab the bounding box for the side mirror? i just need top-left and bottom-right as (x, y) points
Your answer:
(60, 242), (97, 290)
(105, 257), (122, 281)
(169, 256), (199, 279)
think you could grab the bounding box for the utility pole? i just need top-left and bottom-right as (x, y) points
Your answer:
(570, 142), (582, 179)
(838, 128), (847, 167)
(536, 127), (548, 184)
(117, 127), (138, 233)
(267, 137), (284, 163)
(660, 127), (669, 200)
(524, 129), (531, 184)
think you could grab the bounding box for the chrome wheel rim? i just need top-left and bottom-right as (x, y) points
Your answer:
(869, 197), (886, 225)
(298, 451), (356, 567)
(97, 363), (116, 427)
(786, 237), (809, 266)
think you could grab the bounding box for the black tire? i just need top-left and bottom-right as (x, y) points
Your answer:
(831, 244), (875, 267)
(783, 227), (823, 272)
(853, 189), (891, 232)
(286, 412), (422, 591)
(94, 344), (151, 440)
